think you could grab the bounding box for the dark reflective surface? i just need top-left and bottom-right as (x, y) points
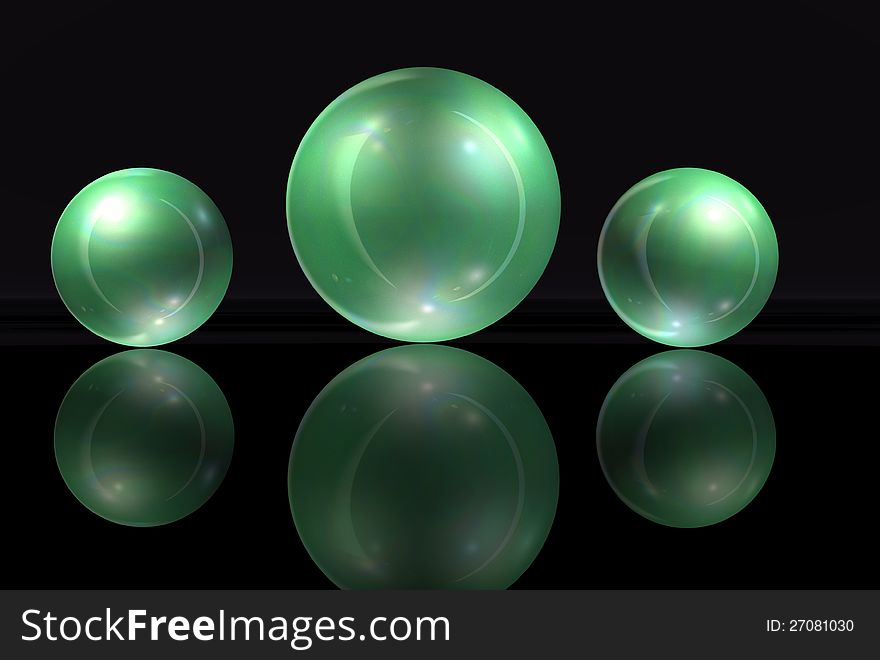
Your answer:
(54, 350), (234, 526)
(598, 350), (775, 528)
(289, 345), (558, 589)
(5, 306), (880, 588)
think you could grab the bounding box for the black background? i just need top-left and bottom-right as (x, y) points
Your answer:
(2, 0), (879, 302)
(2, 1), (879, 589)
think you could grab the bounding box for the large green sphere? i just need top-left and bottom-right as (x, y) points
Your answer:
(286, 68), (560, 342)
(597, 350), (775, 528)
(55, 350), (234, 527)
(51, 168), (233, 346)
(598, 168), (778, 346)
(289, 345), (559, 589)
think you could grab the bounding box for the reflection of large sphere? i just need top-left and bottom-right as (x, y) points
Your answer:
(286, 67), (560, 342)
(51, 168), (233, 346)
(597, 350), (775, 528)
(598, 168), (778, 347)
(55, 350), (234, 527)
(289, 345), (558, 589)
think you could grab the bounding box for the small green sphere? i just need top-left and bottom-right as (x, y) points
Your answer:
(286, 67), (560, 342)
(55, 350), (234, 527)
(597, 350), (775, 528)
(51, 168), (233, 346)
(289, 345), (559, 589)
(598, 168), (778, 347)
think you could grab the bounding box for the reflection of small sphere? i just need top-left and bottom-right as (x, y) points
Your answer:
(598, 168), (778, 346)
(597, 350), (775, 528)
(55, 350), (234, 527)
(289, 344), (558, 589)
(286, 67), (560, 342)
(51, 168), (233, 346)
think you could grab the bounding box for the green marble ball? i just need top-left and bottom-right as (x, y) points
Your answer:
(55, 350), (234, 527)
(51, 168), (233, 346)
(289, 345), (559, 589)
(287, 67), (560, 342)
(597, 350), (775, 528)
(598, 168), (778, 346)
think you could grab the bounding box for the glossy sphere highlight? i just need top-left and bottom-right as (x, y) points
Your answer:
(598, 168), (778, 346)
(287, 68), (560, 342)
(55, 350), (234, 526)
(289, 345), (559, 589)
(51, 168), (233, 346)
(597, 350), (775, 528)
